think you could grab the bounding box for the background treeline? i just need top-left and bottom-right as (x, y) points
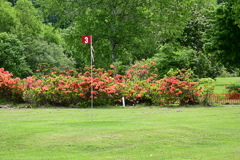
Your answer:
(0, 0), (240, 78)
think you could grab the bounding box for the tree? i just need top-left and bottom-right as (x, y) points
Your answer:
(0, 32), (32, 77)
(178, 1), (216, 52)
(229, 0), (240, 27)
(204, 2), (240, 70)
(151, 44), (222, 79)
(13, 0), (43, 40)
(6, 0), (17, 5)
(0, 0), (75, 77)
(0, 0), (19, 33)
(24, 39), (75, 72)
(38, 0), (196, 70)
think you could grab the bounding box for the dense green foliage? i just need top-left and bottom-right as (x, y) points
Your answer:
(151, 44), (223, 79)
(204, 1), (240, 70)
(0, 0), (239, 81)
(226, 81), (240, 93)
(0, 33), (32, 77)
(38, 0), (219, 71)
(0, 0), (18, 32)
(229, 0), (240, 27)
(0, 0), (74, 78)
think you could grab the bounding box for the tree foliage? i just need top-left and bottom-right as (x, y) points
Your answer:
(204, 2), (240, 70)
(13, 0), (43, 40)
(229, 0), (240, 27)
(151, 44), (222, 79)
(0, 0), (19, 33)
(0, 32), (32, 77)
(0, 0), (239, 78)
(38, 0), (197, 69)
(0, 0), (75, 77)
(25, 39), (75, 72)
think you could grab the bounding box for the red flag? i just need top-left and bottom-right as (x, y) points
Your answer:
(82, 36), (92, 44)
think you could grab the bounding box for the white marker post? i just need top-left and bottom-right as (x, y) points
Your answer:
(82, 36), (94, 120)
(122, 97), (126, 108)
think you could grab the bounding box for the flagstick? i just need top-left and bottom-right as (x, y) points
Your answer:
(82, 35), (94, 121)
(90, 36), (94, 121)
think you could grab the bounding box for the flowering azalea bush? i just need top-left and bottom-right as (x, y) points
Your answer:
(148, 69), (202, 105)
(154, 69), (202, 105)
(0, 63), (212, 107)
(122, 59), (158, 105)
(152, 76), (201, 105)
(23, 74), (88, 106)
(0, 68), (23, 102)
(23, 66), (125, 106)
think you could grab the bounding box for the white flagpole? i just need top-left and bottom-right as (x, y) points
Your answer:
(90, 36), (94, 121)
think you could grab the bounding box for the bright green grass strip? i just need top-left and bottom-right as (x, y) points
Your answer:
(214, 77), (240, 93)
(0, 107), (240, 160)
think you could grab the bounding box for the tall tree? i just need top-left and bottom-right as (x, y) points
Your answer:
(204, 2), (240, 69)
(229, 0), (240, 27)
(0, 0), (19, 33)
(178, 0), (217, 52)
(0, 32), (32, 77)
(38, 0), (195, 69)
(7, 0), (18, 5)
(13, 0), (43, 40)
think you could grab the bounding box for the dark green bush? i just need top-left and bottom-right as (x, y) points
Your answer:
(226, 81), (240, 93)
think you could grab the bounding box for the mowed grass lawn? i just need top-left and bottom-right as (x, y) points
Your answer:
(0, 106), (240, 160)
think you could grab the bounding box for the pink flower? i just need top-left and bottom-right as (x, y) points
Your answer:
(150, 61), (156, 65)
(110, 64), (115, 69)
(136, 94), (142, 98)
(175, 91), (183, 96)
(91, 91), (98, 95)
(161, 86), (167, 90)
(193, 92), (199, 95)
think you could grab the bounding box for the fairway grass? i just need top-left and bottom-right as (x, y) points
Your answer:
(0, 106), (240, 160)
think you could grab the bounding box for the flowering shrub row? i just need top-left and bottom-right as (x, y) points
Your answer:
(0, 62), (214, 107)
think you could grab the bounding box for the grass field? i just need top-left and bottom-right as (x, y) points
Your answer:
(214, 77), (240, 93)
(0, 106), (240, 160)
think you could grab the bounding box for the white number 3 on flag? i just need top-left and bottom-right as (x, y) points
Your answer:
(82, 36), (91, 44)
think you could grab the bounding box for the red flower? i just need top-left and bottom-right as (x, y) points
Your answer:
(91, 91), (98, 95)
(193, 92), (199, 95)
(136, 94), (142, 98)
(161, 86), (167, 90)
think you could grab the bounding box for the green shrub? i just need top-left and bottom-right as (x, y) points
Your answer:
(198, 78), (215, 105)
(152, 44), (223, 79)
(226, 81), (240, 93)
(0, 32), (32, 78)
